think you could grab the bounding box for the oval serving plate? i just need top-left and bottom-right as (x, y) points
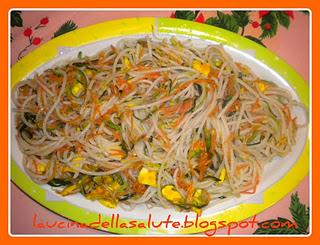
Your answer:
(10, 17), (309, 235)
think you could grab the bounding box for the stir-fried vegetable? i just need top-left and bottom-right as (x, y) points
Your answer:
(192, 60), (211, 76)
(14, 36), (304, 215)
(138, 167), (157, 187)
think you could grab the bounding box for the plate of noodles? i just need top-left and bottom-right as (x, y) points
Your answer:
(10, 17), (309, 234)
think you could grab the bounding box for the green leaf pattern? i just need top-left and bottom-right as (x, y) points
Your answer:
(253, 192), (309, 235)
(174, 10), (298, 47)
(52, 20), (78, 38)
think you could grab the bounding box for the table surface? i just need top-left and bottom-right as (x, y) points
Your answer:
(10, 10), (310, 235)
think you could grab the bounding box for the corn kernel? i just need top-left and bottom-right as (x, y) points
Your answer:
(71, 82), (85, 97)
(219, 168), (226, 184)
(192, 60), (211, 76)
(257, 82), (267, 93)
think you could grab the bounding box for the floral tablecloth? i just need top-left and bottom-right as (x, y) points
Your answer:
(10, 10), (310, 235)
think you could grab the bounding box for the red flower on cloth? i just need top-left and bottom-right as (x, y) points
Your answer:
(40, 17), (49, 25)
(17, 16), (48, 60)
(23, 28), (32, 37)
(35, 16), (49, 30)
(251, 21), (260, 28)
(264, 23), (272, 30)
(195, 13), (205, 23)
(32, 37), (41, 45)
(259, 11), (270, 18)
(284, 11), (295, 19)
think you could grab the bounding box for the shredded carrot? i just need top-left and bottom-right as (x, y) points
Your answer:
(240, 176), (259, 194)
(143, 72), (161, 80)
(283, 105), (292, 121)
(47, 73), (61, 82)
(179, 99), (193, 114)
(209, 106), (220, 117)
(186, 184), (194, 202)
(132, 181), (147, 195)
(118, 77), (127, 86)
(57, 145), (70, 154)
(251, 99), (261, 113)
(227, 99), (241, 113)
(114, 132), (122, 141)
(226, 78), (234, 94)
(158, 127), (171, 148)
(188, 159), (196, 177)
(209, 69), (220, 78)
(192, 139), (206, 152)
(173, 114), (185, 129)
(159, 104), (180, 116)
(110, 83), (119, 97)
(176, 169), (189, 191)
(235, 163), (250, 175)
(110, 149), (126, 158)
(198, 152), (211, 180)
(129, 111), (134, 136)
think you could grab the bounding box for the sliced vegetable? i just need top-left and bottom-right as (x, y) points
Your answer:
(218, 168), (226, 184)
(71, 82), (85, 97)
(123, 56), (132, 70)
(48, 178), (71, 187)
(105, 120), (122, 131)
(138, 167), (157, 187)
(191, 189), (210, 208)
(161, 185), (184, 205)
(58, 184), (79, 196)
(192, 60), (211, 76)
(79, 175), (95, 195)
(99, 199), (117, 208)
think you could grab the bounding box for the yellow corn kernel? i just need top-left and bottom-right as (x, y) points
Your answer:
(257, 82), (267, 93)
(111, 181), (121, 191)
(84, 69), (93, 76)
(192, 60), (211, 76)
(72, 156), (84, 162)
(213, 58), (223, 68)
(71, 82), (85, 97)
(62, 166), (75, 173)
(277, 136), (287, 147)
(138, 167), (157, 187)
(37, 163), (46, 173)
(123, 56), (132, 69)
(219, 168), (226, 184)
